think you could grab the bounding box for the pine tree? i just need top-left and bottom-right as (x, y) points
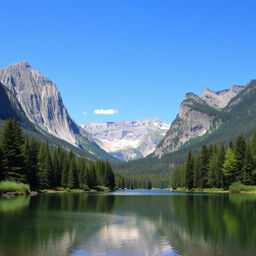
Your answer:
(61, 160), (69, 188)
(208, 151), (218, 188)
(37, 142), (52, 189)
(105, 162), (115, 190)
(0, 147), (3, 181)
(222, 146), (237, 188)
(199, 145), (209, 188)
(77, 159), (88, 188)
(207, 145), (225, 188)
(251, 132), (256, 163)
(234, 134), (247, 182)
(51, 147), (64, 187)
(146, 177), (152, 189)
(185, 150), (194, 189)
(1, 118), (25, 182)
(86, 163), (98, 188)
(215, 145), (225, 188)
(193, 155), (200, 188)
(242, 145), (254, 185)
(67, 159), (75, 189)
(23, 138), (39, 190)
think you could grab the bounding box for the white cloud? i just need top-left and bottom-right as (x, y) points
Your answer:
(94, 109), (118, 115)
(82, 112), (88, 115)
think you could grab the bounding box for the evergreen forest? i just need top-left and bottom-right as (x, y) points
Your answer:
(171, 133), (256, 190)
(0, 119), (155, 192)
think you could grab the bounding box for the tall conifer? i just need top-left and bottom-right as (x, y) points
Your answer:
(1, 118), (25, 182)
(234, 134), (247, 181)
(242, 145), (254, 185)
(185, 150), (194, 189)
(222, 146), (237, 188)
(199, 145), (209, 188)
(37, 142), (52, 189)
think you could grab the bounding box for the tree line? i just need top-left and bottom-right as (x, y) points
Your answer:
(171, 133), (256, 189)
(115, 174), (153, 189)
(0, 119), (116, 191)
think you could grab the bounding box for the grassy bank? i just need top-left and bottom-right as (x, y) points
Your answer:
(228, 182), (256, 193)
(39, 185), (111, 193)
(174, 182), (256, 193)
(0, 181), (114, 197)
(0, 181), (30, 195)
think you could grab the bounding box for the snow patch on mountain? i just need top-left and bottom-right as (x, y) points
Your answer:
(82, 118), (169, 161)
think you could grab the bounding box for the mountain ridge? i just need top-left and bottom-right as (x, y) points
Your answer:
(153, 84), (244, 158)
(0, 62), (119, 163)
(82, 118), (169, 161)
(115, 80), (256, 175)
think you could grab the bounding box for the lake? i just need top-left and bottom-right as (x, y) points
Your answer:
(0, 190), (256, 256)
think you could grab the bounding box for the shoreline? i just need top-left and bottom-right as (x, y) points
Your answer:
(2, 188), (256, 198)
(173, 189), (256, 194)
(1, 190), (92, 198)
(1, 186), (113, 198)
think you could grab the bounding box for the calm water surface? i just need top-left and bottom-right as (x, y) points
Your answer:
(0, 190), (256, 256)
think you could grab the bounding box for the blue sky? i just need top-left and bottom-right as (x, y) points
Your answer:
(1, 0), (256, 124)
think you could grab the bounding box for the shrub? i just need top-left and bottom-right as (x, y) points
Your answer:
(229, 182), (256, 192)
(203, 188), (224, 192)
(0, 181), (30, 194)
(176, 187), (188, 191)
(92, 186), (111, 192)
(80, 184), (90, 191)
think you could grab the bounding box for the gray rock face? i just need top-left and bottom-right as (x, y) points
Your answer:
(201, 86), (244, 109)
(0, 62), (92, 147)
(153, 86), (244, 158)
(82, 118), (169, 161)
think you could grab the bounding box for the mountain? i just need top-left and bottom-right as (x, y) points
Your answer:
(0, 62), (119, 163)
(201, 86), (244, 109)
(82, 119), (169, 161)
(153, 85), (244, 158)
(115, 81), (256, 175)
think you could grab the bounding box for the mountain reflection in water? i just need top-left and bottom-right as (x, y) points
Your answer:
(0, 191), (255, 256)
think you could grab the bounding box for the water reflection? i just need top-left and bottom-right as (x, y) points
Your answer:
(72, 216), (175, 256)
(0, 191), (256, 256)
(0, 196), (30, 213)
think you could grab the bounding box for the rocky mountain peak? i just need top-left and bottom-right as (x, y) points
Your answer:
(10, 61), (31, 68)
(153, 84), (245, 158)
(82, 119), (169, 161)
(201, 85), (244, 109)
(0, 62), (90, 147)
(185, 92), (201, 101)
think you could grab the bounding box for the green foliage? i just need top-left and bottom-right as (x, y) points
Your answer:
(0, 181), (30, 194)
(229, 182), (256, 192)
(0, 119), (119, 192)
(0, 196), (30, 213)
(222, 147), (237, 187)
(1, 119), (25, 182)
(175, 187), (187, 191)
(242, 145), (255, 185)
(198, 145), (209, 188)
(185, 150), (194, 189)
(234, 135), (247, 181)
(171, 132), (256, 191)
(23, 138), (39, 190)
(115, 174), (156, 189)
(200, 188), (224, 192)
(80, 184), (90, 191)
(92, 185), (111, 192)
(37, 143), (52, 189)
